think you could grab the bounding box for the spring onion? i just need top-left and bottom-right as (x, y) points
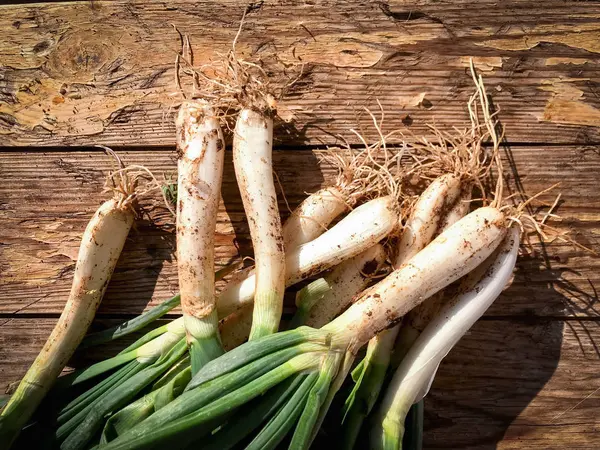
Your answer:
(176, 100), (226, 373)
(371, 226), (519, 450)
(0, 173), (138, 448)
(233, 106), (285, 340)
(217, 195), (399, 318)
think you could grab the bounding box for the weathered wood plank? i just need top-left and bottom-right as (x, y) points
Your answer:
(2, 317), (599, 449)
(426, 318), (600, 449)
(0, 146), (598, 317)
(2, 1), (600, 146)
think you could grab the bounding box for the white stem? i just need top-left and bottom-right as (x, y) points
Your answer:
(402, 186), (473, 338)
(176, 101), (225, 372)
(373, 226), (520, 450)
(437, 186), (472, 234)
(282, 187), (348, 251)
(395, 174), (460, 267)
(325, 207), (508, 351)
(0, 199), (134, 446)
(305, 244), (387, 328)
(233, 108), (285, 340)
(365, 175), (462, 370)
(217, 196), (398, 317)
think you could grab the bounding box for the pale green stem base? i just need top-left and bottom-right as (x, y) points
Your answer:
(404, 400), (424, 450)
(290, 278), (331, 329)
(184, 310), (224, 375)
(249, 290), (283, 340)
(380, 397), (412, 450)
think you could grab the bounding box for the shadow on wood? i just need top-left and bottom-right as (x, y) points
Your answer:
(423, 236), (599, 449)
(421, 132), (597, 449)
(423, 264), (566, 449)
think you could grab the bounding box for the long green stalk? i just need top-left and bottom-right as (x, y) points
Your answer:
(202, 376), (306, 450)
(57, 361), (143, 426)
(59, 318), (186, 389)
(245, 374), (318, 450)
(342, 328), (398, 449)
(290, 278), (332, 329)
(60, 340), (188, 450)
(100, 358), (191, 444)
(98, 352), (321, 449)
(290, 353), (340, 449)
(79, 296), (181, 350)
(186, 327), (328, 391)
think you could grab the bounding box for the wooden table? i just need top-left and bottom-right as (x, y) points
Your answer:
(1, 1), (599, 448)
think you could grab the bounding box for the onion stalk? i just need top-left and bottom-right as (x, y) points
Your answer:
(371, 226), (519, 450)
(282, 141), (397, 252)
(176, 100), (226, 373)
(0, 168), (142, 449)
(283, 187), (348, 251)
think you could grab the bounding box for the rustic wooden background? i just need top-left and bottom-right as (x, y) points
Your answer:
(1, 1), (600, 448)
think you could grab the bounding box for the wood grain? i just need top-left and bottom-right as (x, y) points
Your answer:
(2, 1), (600, 147)
(1, 147), (598, 317)
(1, 3), (599, 447)
(425, 318), (600, 449)
(2, 317), (600, 449)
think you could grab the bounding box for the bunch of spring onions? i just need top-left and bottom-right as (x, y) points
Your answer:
(0, 37), (552, 450)
(84, 197), (511, 450)
(41, 191), (399, 450)
(84, 69), (515, 446)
